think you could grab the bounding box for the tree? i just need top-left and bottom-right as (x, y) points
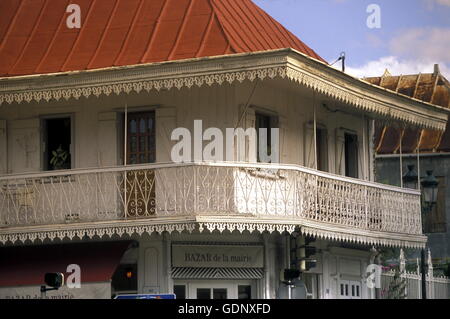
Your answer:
(387, 269), (407, 299)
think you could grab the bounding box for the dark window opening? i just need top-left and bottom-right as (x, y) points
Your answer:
(255, 112), (278, 163)
(174, 285), (186, 299)
(196, 288), (211, 300)
(344, 133), (358, 178)
(316, 128), (328, 172)
(44, 117), (71, 171)
(238, 285), (252, 299)
(213, 288), (227, 300)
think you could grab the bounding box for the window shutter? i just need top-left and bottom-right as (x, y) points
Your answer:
(9, 119), (40, 173)
(335, 128), (346, 175)
(156, 108), (177, 163)
(357, 138), (364, 180)
(0, 120), (6, 174)
(244, 107), (256, 162)
(98, 112), (118, 166)
(304, 123), (315, 168)
(277, 116), (286, 164)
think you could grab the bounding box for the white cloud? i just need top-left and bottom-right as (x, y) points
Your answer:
(425, 0), (450, 8)
(344, 56), (450, 79)
(344, 26), (450, 79)
(389, 27), (450, 62)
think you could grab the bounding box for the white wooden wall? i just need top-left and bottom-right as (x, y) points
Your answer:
(0, 79), (372, 180)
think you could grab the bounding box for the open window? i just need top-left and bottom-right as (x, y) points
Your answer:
(43, 117), (72, 171)
(344, 133), (358, 178)
(255, 112), (278, 163)
(316, 127), (328, 172)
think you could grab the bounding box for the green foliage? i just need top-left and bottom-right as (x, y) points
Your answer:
(50, 145), (69, 170)
(387, 270), (407, 299)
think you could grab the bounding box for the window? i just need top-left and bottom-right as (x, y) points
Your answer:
(316, 128), (328, 172)
(255, 112), (278, 163)
(344, 133), (358, 178)
(123, 111), (157, 217)
(183, 281), (253, 299)
(196, 288), (211, 300)
(174, 285), (186, 299)
(238, 285), (252, 299)
(195, 288), (228, 300)
(43, 117), (72, 171)
(125, 112), (156, 164)
(213, 289), (228, 300)
(339, 280), (361, 299)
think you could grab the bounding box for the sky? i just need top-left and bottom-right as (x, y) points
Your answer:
(254, 0), (450, 79)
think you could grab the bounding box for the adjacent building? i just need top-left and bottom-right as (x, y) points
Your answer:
(0, 0), (448, 299)
(368, 66), (450, 274)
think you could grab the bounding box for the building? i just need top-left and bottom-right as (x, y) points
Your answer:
(0, 0), (448, 299)
(368, 66), (450, 273)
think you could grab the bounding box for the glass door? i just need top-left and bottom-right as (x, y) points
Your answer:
(189, 282), (234, 299)
(124, 112), (156, 218)
(176, 281), (253, 299)
(339, 280), (362, 299)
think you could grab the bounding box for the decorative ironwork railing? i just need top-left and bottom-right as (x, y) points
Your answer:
(0, 162), (422, 235)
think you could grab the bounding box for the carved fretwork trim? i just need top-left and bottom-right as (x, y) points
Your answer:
(0, 49), (447, 130)
(0, 219), (426, 249)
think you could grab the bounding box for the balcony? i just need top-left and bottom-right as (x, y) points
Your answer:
(0, 162), (425, 248)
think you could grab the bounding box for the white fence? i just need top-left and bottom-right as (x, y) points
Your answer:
(381, 250), (450, 299)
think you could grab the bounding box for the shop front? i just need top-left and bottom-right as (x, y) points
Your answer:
(0, 241), (134, 299)
(170, 244), (265, 299)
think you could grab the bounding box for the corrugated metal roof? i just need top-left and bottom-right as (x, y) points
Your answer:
(0, 0), (325, 78)
(366, 67), (450, 154)
(172, 267), (264, 279)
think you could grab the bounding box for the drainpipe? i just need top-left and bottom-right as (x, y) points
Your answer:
(313, 95), (317, 170)
(165, 232), (174, 294)
(263, 233), (271, 299)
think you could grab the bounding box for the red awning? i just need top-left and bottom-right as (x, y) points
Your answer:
(0, 241), (132, 287)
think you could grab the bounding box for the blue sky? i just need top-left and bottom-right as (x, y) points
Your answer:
(254, 0), (450, 78)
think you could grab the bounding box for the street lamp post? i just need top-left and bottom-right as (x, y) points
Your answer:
(402, 166), (439, 300)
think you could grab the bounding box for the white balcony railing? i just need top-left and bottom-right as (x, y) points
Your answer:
(0, 162), (422, 236)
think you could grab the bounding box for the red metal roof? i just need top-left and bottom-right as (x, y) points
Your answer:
(0, 0), (325, 77)
(0, 241), (131, 287)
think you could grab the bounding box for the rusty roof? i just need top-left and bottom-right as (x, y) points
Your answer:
(0, 0), (325, 78)
(366, 66), (450, 154)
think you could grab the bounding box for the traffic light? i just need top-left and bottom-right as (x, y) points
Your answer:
(44, 273), (65, 288)
(280, 269), (300, 284)
(294, 236), (317, 272)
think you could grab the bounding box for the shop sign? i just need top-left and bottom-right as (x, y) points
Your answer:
(172, 245), (264, 268)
